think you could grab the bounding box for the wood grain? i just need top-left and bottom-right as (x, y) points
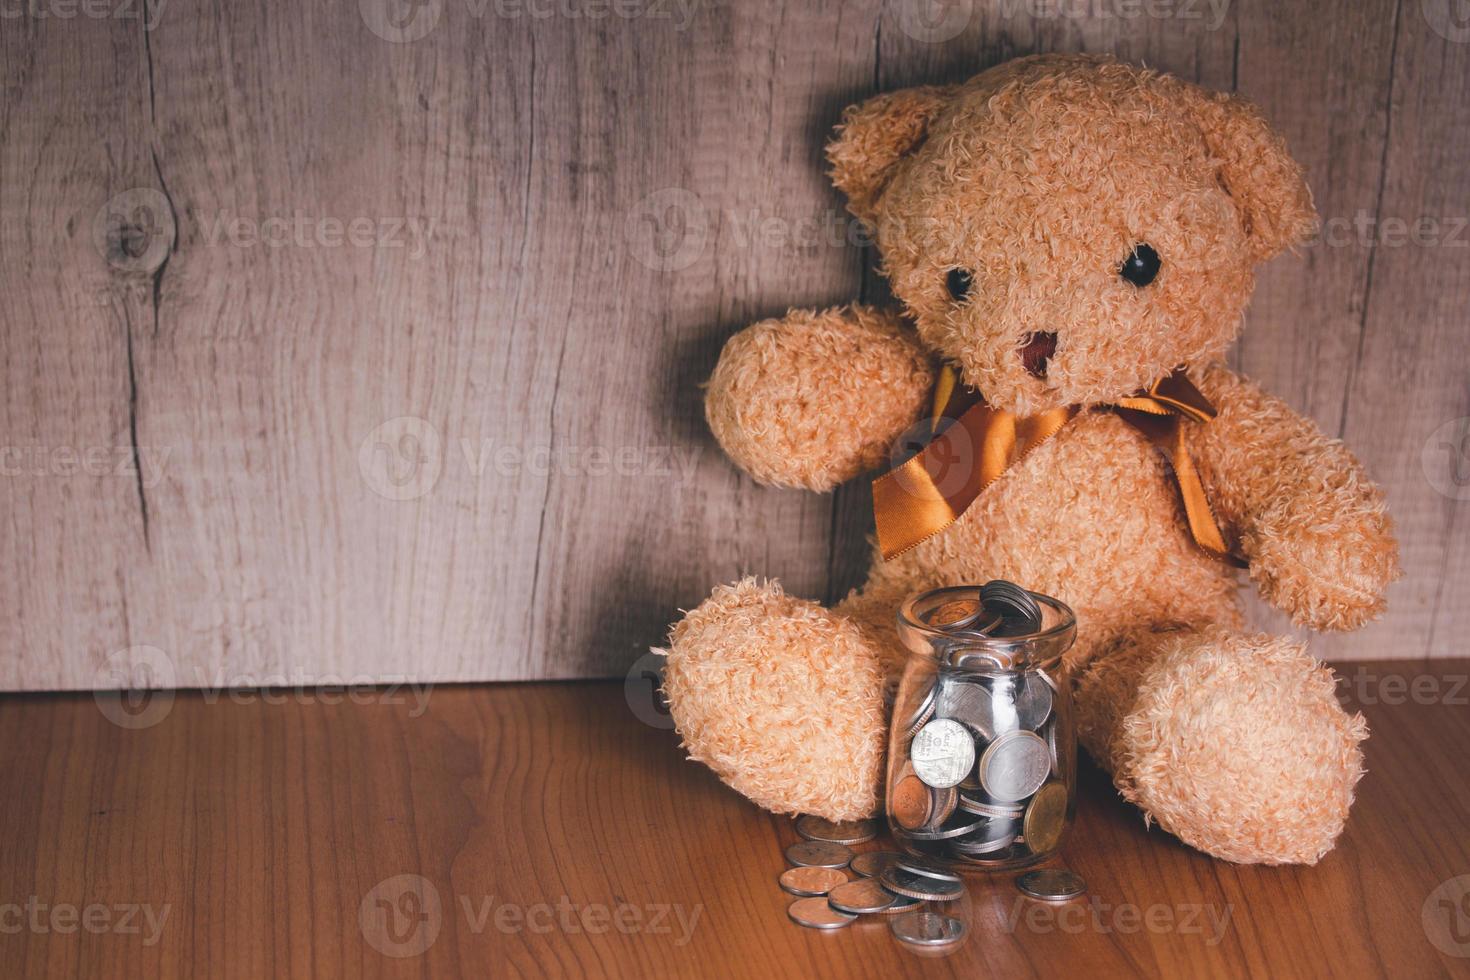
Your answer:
(2, 0), (1467, 689)
(0, 662), (1467, 977)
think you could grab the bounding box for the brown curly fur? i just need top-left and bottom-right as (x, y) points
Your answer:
(661, 55), (1399, 864)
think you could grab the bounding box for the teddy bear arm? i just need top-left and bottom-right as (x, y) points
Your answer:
(1190, 364), (1401, 631)
(704, 306), (935, 491)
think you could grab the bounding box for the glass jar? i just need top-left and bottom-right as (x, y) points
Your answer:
(885, 585), (1078, 872)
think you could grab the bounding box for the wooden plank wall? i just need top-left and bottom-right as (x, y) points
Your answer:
(1, 0), (1465, 689)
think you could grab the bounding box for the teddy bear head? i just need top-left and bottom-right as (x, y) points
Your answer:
(828, 54), (1318, 415)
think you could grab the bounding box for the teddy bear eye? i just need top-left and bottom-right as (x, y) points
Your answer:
(945, 268), (974, 302)
(1120, 244), (1162, 287)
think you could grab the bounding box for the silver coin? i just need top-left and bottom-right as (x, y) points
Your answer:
(891, 911), (966, 947)
(796, 815), (879, 845)
(849, 850), (903, 879)
(950, 829), (1017, 855)
(906, 812), (992, 841)
(873, 892), (924, 915)
(1016, 868), (1087, 902)
(978, 730), (1050, 802)
(957, 793), (1024, 818)
(1045, 719), (1060, 776)
(894, 855), (961, 884)
(881, 867), (965, 902)
(936, 677), (998, 740)
(827, 878), (899, 915)
(900, 679), (938, 741)
(787, 896), (856, 930)
(785, 840), (852, 869)
(1014, 672), (1054, 730)
(910, 719), (976, 789)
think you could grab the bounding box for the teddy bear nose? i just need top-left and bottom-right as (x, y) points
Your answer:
(1021, 332), (1058, 378)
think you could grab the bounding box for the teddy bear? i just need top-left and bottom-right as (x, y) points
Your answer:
(659, 53), (1399, 866)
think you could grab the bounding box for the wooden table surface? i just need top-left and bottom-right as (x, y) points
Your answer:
(2, 660), (1468, 978)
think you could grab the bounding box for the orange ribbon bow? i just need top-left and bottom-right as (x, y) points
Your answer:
(871, 366), (1242, 564)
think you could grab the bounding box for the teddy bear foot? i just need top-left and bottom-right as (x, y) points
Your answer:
(1076, 626), (1368, 865)
(659, 578), (887, 821)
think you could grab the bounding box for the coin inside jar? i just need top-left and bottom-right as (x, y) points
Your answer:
(787, 896), (857, 930)
(785, 841), (852, 869)
(796, 815), (879, 845)
(891, 771), (934, 831)
(891, 911), (966, 947)
(910, 718), (976, 789)
(779, 866), (849, 897)
(977, 730), (1051, 802)
(826, 878), (899, 915)
(1022, 781), (1068, 855)
(881, 866), (965, 902)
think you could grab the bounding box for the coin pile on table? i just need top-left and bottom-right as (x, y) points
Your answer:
(890, 581), (1069, 866)
(780, 815), (966, 949)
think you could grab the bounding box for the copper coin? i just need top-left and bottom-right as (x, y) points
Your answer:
(827, 878), (899, 914)
(787, 896), (856, 930)
(891, 771), (933, 831)
(779, 866), (849, 897)
(850, 851), (902, 879)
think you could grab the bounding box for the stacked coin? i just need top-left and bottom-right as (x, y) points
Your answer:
(782, 817), (966, 949)
(889, 581), (1070, 867)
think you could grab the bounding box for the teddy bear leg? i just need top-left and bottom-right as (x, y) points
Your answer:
(660, 578), (888, 821)
(1074, 626), (1368, 865)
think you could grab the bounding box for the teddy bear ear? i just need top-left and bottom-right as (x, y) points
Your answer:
(1193, 91), (1319, 261)
(827, 85), (958, 224)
